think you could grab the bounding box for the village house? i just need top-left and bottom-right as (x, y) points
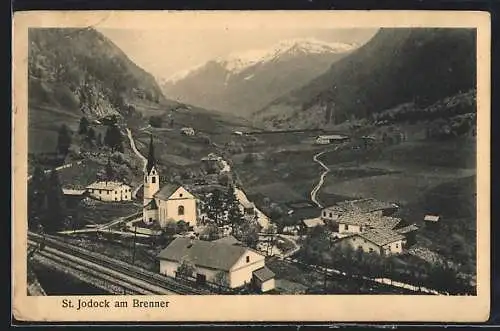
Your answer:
(157, 237), (275, 292)
(337, 213), (402, 235)
(181, 127), (195, 136)
(424, 214), (440, 229)
(321, 198), (399, 224)
(301, 217), (325, 233)
(394, 223), (419, 247)
(315, 134), (350, 145)
(85, 181), (132, 202)
(338, 228), (406, 256)
(143, 135), (199, 228)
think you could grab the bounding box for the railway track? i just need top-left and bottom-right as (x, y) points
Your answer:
(28, 232), (210, 295)
(30, 242), (155, 295)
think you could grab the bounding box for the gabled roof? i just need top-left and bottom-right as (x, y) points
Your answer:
(326, 198), (397, 215)
(86, 181), (128, 190)
(253, 266), (275, 282)
(357, 228), (405, 247)
(154, 184), (181, 200)
(157, 237), (255, 271)
(302, 218), (325, 228)
(395, 224), (419, 234)
(338, 213), (401, 230)
(213, 235), (242, 246)
(424, 215), (440, 222)
(144, 199), (158, 210)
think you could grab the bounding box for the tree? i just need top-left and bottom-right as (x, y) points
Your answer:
(96, 132), (103, 147)
(206, 189), (225, 226)
(149, 116), (163, 128)
(78, 117), (89, 134)
(213, 271), (229, 290)
(105, 158), (115, 181)
(28, 165), (47, 230)
(86, 127), (96, 141)
(176, 258), (196, 279)
(200, 224), (220, 241)
(104, 124), (124, 152)
(56, 124), (72, 156)
(225, 185), (244, 231)
(234, 220), (260, 249)
(42, 170), (67, 233)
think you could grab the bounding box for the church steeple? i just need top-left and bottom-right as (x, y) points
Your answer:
(146, 134), (156, 174)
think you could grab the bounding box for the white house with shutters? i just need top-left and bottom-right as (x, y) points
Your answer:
(142, 135), (198, 228)
(86, 181), (132, 202)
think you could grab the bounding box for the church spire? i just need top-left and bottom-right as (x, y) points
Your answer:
(146, 134), (156, 174)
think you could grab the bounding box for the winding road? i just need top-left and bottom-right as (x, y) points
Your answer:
(126, 128), (147, 199)
(310, 144), (344, 208)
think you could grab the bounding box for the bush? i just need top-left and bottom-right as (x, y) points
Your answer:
(149, 115), (163, 128)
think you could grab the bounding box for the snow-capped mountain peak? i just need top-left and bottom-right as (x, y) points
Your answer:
(164, 38), (356, 81)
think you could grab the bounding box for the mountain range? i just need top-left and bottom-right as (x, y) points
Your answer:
(29, 28), (166, 120)
(160, 38), (358, 116)
(253, 28), (477, 129)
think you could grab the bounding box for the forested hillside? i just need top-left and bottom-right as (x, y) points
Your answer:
(254, 28), (476, 129)
(28, 28), (164, 118)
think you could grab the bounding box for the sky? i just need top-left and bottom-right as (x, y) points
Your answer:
(98, 28), (379, 81)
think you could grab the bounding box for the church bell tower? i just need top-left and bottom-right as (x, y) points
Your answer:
(143, 134), (160, 207)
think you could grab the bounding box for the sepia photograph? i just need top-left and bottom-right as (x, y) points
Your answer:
(12, 11), (490, 322)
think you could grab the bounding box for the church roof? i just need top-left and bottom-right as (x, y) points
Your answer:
(146, 134), (156, 174)
(144, 199), (158, 210)
(154, 184), (180, 200)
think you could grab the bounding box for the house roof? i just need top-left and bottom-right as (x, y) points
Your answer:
(62, 188), (87, 196)
(424, 215), (440, 222)
(324, 198), (397, 215)
(86, 181), (128, 190)
(144, 199), (158, 210)
(302, 218), (325, 228)
(395, 224), (419, 234)
(213, 235), (242, 246)
(357, 228), (405, 247)
(253, 266), (275, 282)
(157, 237), (254, 271)
(154, 184), (181, 200)
(338, 213), (401, 230)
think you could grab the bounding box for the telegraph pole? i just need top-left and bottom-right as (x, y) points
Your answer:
(132, 225), (137, 265)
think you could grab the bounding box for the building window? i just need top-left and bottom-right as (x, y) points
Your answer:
(329, 213), (332, 218)
(369, 248), (374, 253)
(152, 177), (156, 184)
(246, 256), (250, 263)
(178, 205), (185, 216)
(180, 193), (183, 198)
(344, 224), (348, 231)
(149, 217), (152, 223)
(323, 211), (326, 217)
(395, 244), (399, 248)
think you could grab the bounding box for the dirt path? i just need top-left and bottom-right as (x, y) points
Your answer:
(125, 128), (147, 199)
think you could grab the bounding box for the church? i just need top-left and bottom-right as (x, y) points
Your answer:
(142, 135), (198, 229)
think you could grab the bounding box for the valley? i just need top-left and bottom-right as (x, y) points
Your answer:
(25, 26), (478, 296)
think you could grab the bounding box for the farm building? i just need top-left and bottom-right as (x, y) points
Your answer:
(143, 135), (199, 228)
(315, 135), (350, 145)
(321, 198), (399, 223)
(338, 228), (406, 256)
(424, 214), (441, 230)
(157, 237), (275, 292)
(181, 127), (195, 136)
(337, 213), (402, 235)
(302, 217), (325, 232)
(394, 224), (419, 247)
(85, 181), (132, 202)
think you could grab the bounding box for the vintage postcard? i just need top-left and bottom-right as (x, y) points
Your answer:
(12, 10), (490, 322)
